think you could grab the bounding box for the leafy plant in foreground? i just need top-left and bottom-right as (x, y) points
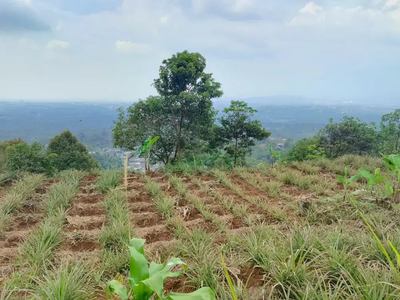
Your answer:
(348, 196), (400, 280)
(359, 168), (385, 204)
(336, 167), (360, 201)
(106, 238), (215, 300)
(382, 154), (400, 200)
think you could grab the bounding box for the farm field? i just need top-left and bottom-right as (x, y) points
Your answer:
(1, 155), (400, 299)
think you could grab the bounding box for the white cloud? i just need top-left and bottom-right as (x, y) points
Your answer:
(159, 15), (169, 25)
(386, 0), (400, 7)
(1, 0), (400, 101)
(229, 0), (258, 13)
(289, 2), (325, 26)
(46, 39), (70, 50)
(300, 2), (324, 14)
(115, 41), (151, 54)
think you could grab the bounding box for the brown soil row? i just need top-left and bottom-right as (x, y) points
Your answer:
(127, 174), (175, 245)
(0, 179), (56, 282)
(57, 175), (105, 258)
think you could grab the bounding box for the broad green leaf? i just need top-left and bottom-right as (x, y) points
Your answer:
(349, 174), (361, 183)
(134, 274), (164, 300)
(374, 168), (381, 176)
(336, 175), (345, 184)
(106, 280), (129, 300)
(147, 136), (160, 148)
(383, 155), (400, 172)
(149, 261), (164, 277)
(167, 287), (216, 300)
(374, 175), (385, 184)
(156, 258), (187, 280)
(359, 168), (373, 181)
(385, 182), (394, 196)
(128, 238), (149, 284)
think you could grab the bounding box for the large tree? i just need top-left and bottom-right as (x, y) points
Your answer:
(47, 130), (99, 171)
(318, 117), (378, 158)
(215, 101), (271, 166)
(113, 51), (223, 164)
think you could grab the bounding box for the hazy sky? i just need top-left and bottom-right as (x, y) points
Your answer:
(0, 0), (399, 102)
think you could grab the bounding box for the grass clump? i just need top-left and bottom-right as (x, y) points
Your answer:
(31, 260), (95, 300)
(96, 170), (122, 193)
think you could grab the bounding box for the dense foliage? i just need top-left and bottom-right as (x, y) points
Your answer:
(286, 111), (400, 162)
(5, 142), (56, 175)
(213, 101), (270, 166)
(113, 51), (268, 167)
(47, 130), (99, 171)
(0, 138), (23, 170)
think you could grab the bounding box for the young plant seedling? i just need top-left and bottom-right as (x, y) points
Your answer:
(139, 136), (159, 172)
(385, 182), (394, 198)
(383, 154), (400, 201)
(270, 146), (282, 168)
(359, 168), (386, 204)
(106, 238), (215, 300)
(336, 167), (360, 201)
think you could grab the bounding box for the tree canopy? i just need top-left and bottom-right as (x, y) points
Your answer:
(47, 130), (99, 171)
(113, 51), (223, 164)
(214, 101), (271, 166)
(318, 117), (378, 158)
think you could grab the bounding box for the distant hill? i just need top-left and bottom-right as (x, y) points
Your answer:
(0, 100), (394, 146)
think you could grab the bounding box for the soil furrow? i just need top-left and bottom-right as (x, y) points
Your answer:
(0, 179), (56, 282)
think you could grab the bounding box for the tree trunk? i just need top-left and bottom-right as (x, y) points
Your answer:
(177, 108), (185, 165)
(234, 137), (238, 167)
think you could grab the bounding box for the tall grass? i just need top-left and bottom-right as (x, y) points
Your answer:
(0, 173), (44, 236)
(96, 170), (122, 193)
(31, 260), (95, 300)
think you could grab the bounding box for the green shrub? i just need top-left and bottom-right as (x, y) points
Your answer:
(5, 142), (56, 175)
(47, 130), (99, 171)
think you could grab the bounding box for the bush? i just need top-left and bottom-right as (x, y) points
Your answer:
(0, 138), (23, 170)
(285, 138), (325, 162)
(5, 142), (56, 175)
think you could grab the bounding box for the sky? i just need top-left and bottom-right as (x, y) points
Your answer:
(0, 0), (399, 103)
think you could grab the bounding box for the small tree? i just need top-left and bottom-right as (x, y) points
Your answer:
(47, 130), (99, 171)
(216, 101), (270, 167)
(139, 136), (159, 172)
